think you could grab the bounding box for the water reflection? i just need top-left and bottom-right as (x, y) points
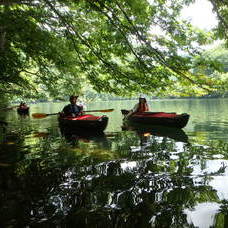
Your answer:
(1, 99), (228, 227)
(193, 120), (228, 142)
(122, 121), (189, 143)
(184, 202), (220, 228)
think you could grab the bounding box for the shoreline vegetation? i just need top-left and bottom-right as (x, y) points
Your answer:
(6, 94), (228, 106)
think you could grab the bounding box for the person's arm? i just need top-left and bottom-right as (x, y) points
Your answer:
(62, 105), (67, 113)
(132, 103), (139, 113)
(125, 103), (138, 119)
(145, 103), (149, 111)
(78, 105), (84, 115)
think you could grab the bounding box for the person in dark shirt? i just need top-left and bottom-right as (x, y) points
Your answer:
(61, 95), (83, 117)
(19, 102), (28, 109)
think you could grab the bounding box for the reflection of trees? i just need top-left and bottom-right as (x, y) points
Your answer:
(60, 161), (219, 227)
(0, 130), (29, 227)
(194, 121), (228, 143)
(1, 128), (228, 227)
(0, 131), (25, 164)
(217, 200), (228, 227)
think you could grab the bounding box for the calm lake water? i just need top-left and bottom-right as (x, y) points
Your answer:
(1, 98), (228, 227)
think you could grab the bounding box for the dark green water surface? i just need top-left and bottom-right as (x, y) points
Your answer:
(1, 99), (228, 227)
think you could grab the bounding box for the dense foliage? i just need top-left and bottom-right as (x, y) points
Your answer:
(209, 0), (228, 43)
(0, 0), (227, 98)
(196, 43), (228, 97)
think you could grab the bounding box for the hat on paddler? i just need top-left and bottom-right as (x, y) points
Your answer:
(70, 95), (79, 100)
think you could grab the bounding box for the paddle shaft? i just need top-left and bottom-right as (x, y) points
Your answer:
(85, 109), (113, 112)
(32, 109), (114, 118)
(0, 105), (19, 111)
(47, 109), (113, 115)
(46, 113), (59, 116)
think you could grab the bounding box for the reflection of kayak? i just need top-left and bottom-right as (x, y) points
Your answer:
(121, 109), (190, 129)
(122, 121), (189, 142)
(61, 129), (107, 142)
(60, 128), (110, 148)
(58, 114), (109, 133)
(17, 107), (29, 115)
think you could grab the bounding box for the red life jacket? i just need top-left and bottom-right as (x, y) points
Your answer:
(137, 103), (149, 112)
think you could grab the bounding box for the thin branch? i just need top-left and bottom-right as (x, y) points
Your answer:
(0, 0), (38, 6)
(22, 69), (39, 76)
(43, 0), (136, 83)
(114, 0), (211, 90)
(87, 0), (153, 76)
(210, 0), (228, 40)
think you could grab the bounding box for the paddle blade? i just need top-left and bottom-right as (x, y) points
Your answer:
(32, 113), (48, 118)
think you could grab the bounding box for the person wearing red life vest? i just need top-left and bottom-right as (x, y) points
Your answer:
(134, 97), (149, 113)
(125, 97), (149, 119)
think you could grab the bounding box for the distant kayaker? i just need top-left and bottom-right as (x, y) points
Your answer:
(125, 97), (149, 119)
(61, 95), (83, 117)
(19, 102), (28, 109)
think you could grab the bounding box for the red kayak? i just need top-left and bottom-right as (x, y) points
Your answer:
(58, 114), (108, 132)
(121, 110), (190, 129)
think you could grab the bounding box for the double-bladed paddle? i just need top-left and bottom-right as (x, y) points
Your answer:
(0, 105), (19, 111)
(32, 108), (114, 119)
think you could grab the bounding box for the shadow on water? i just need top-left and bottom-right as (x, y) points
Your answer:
(60, 126), (110, 148)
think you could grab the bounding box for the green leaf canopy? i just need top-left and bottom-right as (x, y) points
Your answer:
(0, 0), (225, 97)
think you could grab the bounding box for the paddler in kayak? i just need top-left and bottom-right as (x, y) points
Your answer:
(19, 102), (28, 109)
(61, 95), (84, 117)
(124, 97), (149, 119)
